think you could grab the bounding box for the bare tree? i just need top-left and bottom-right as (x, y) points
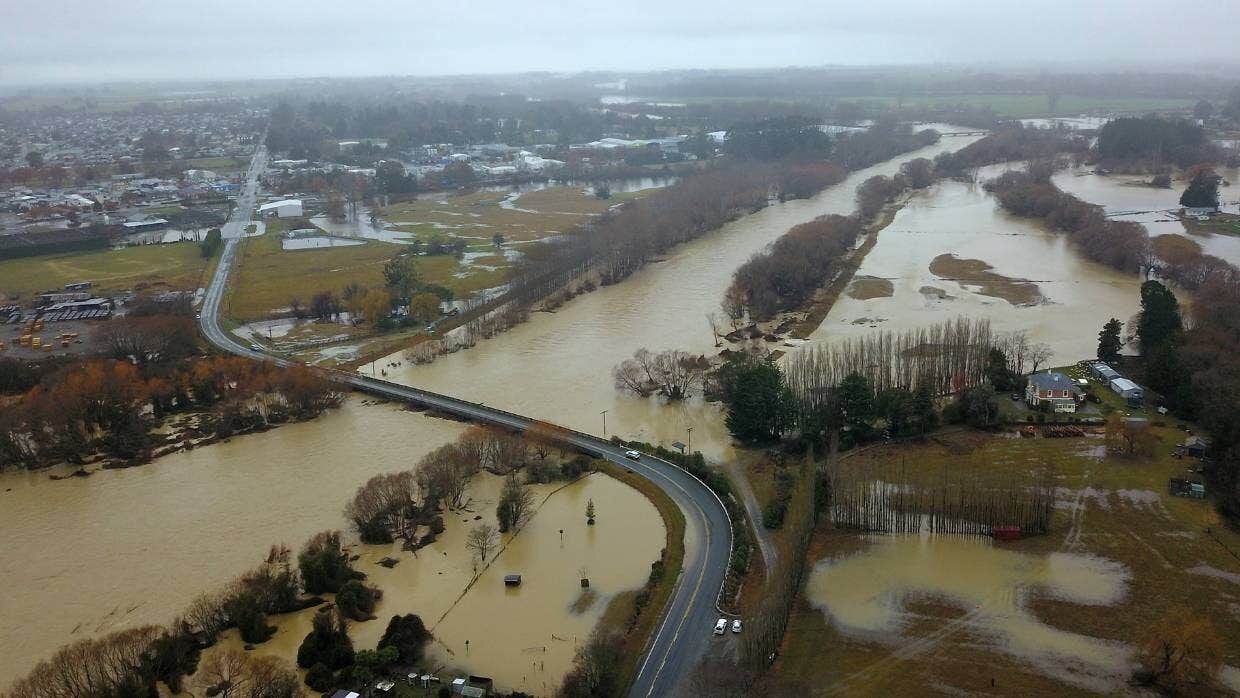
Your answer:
(613, 348), (709, 400)
(416, 443), (477, 509)
(198, 648), (304, 698)
(466, 523), (498, 567)
(707, 313), (723, 347)
(344, 470), (422, 542)
(1027, 342), (1053, 374)
(722, 288), (747, 329)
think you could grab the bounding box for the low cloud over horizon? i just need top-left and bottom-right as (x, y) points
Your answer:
(4, 0), (1240, 86)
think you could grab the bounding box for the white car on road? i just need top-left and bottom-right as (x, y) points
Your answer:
(624, 450), (642, 461)
(714, 618), (727, 635)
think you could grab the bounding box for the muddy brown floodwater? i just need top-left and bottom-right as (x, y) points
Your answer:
(378, 128), (984, 461)
(801, 172), (1144, 362)
(207, 471), (664, 695)
(0, 398), (469, 683)
(1052, 165), (1240, 265)
(805, 534), (1133, 693)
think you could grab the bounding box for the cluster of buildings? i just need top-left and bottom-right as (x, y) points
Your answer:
(1023, 362), (1145, 414)
(0, 107), (263, 171)
(406, 142), (566, 180)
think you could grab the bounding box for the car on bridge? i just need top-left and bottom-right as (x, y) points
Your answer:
(624, 449), (642, 460)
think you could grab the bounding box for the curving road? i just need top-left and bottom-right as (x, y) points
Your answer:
(199, 147), (732, 697)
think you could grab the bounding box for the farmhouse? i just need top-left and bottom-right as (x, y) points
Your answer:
(1025, 371), (1080, 413)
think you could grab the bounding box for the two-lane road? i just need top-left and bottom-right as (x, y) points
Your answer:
(198, 147), (733, 697)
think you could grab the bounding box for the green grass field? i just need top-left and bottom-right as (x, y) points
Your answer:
(380, 185), (634, 243)
(1184, 213), (1240, 237)
(0, 243), (209, 301)
(223, 221), (508, 322)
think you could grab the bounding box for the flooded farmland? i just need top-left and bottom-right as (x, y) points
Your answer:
(805, 534), (1133, 692)
(381, 129), (983, 460)
(1052, 165), (1240, 264)
(209, 471), (664, 694)
(806, 174), (1144, 363)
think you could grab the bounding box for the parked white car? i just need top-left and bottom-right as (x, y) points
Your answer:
(714, 618), (727, 635)
(624, 450), (642, 461)
(732, 619), (743, 634)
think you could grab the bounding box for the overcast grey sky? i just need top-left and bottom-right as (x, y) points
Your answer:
(4, 0), (1239, 85)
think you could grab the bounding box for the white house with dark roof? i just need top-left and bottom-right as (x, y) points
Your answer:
(1025, 371), (1081, 413)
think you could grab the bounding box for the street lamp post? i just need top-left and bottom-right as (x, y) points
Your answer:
(687, 426), (693, 456)
(600, 410), (608, 436)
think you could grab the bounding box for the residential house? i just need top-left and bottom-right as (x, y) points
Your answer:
(1025, 371), (1081, 412)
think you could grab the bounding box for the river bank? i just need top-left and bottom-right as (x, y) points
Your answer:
(376, 131), (985, 462)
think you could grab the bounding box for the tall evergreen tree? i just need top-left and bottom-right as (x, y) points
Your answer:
(1098, 318), (1123, 363)
(724, 359), (793, 442)
(1137, 280), (1182, 353)
(1179, 167), (1221, 209)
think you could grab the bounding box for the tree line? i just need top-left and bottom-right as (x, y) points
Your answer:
(0, 351), (341, 470)
(825, 456), (1056, 536)
(986, 166), (1150, 273)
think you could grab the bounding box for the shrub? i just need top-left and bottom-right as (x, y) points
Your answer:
(335, 580), (376, 621)
(296, 610), (354, 670)
(379, 614), (432, 665)
(304, 662), (334, 692)
(299, 530), (359, 594)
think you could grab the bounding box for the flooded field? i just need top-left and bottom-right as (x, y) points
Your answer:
(380, 129), (982, 460)
(0, 399), (465, 682)
(805, 534), (1132, 692)
(1052, 165), (1240, 264)
(772, 430), (1240, 695)
(209, 471), (664, 694)
(806, 175), (1143, 363)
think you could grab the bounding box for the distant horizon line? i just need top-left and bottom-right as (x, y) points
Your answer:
(4, 59), (1239, 93)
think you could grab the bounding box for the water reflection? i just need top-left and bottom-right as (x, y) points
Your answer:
(806, 534), (1131, 692)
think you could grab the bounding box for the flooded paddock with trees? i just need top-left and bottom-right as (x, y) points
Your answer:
(0, 398), (665, 689)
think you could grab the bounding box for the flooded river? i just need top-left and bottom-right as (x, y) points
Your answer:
(0, 400), (665, 690)
(379, 129), (983, 460)
(0, 398), (466, 682)
(807, 172), (1144, 362)
(805, 534), (1132, 692)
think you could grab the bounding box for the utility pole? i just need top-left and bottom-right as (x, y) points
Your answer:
(687, 426), (693, 456)
(600, 410), (607, 436)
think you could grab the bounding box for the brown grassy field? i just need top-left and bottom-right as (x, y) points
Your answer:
(764, 428), (1240, 696)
